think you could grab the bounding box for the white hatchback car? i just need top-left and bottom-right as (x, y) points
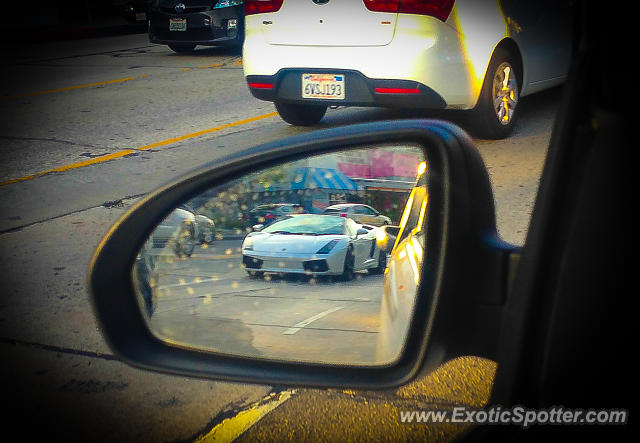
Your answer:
(243, 0), (572, 138)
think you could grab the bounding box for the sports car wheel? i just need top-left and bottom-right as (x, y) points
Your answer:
(339, 247), (355, 281)
(275, 102), (327, 126)
(471, 47), (520, 139)
(369, 251), (387, 275)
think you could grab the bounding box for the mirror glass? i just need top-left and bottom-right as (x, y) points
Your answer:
(132, 143), (429, 365)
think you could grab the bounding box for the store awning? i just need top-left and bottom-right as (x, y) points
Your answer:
(291, 167), (358, 191)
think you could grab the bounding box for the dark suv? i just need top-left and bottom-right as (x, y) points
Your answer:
(247, 203), (305, 227)
(148, 0), (244, 53)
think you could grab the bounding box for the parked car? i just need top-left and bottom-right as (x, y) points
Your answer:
(149, 0), (244, 53)
(194, 213), (215, 243)
(149, 207), (196, 256)
(242, 0), (572, 138)
(247, 203), (305, 227)
(323, 203), (392, 226)
(242, 214), (386, 280)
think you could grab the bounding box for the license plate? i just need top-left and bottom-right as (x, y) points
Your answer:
(170, 18), (187, 31)
(302, 74), (345, 100)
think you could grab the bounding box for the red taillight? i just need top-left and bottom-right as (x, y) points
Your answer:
(363, 0), (454, 21)
(375, 87), (421, 94)
(363, 0), (399, 13)
(244, 0), (284, 15)
(399, 0), (454, 21)
(265, 213), (274, 219)
(248, 82), (274, 89)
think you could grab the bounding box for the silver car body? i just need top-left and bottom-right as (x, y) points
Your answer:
(242, 214), (384, 276)
(151, 207), (196, 246)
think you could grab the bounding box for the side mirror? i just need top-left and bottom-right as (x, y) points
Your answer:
(252, 224), (264, 231)
(356, 228), (368, 236)
(89, 120), (518, 389)
(376, 225), (400, 253)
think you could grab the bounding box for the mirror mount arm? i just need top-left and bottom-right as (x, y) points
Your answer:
(477, 234), (522, 307)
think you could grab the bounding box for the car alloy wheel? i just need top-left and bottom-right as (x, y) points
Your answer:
(471, 47), (520, 139)
(492, 61), (519, 127)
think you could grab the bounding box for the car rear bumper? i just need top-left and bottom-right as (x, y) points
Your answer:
(247, 69), (446, 109)
(242, 14), (498, 109)
(148, 5), (242, 46)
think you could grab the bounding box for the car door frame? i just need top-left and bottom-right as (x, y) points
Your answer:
(467, 6), (630, 439)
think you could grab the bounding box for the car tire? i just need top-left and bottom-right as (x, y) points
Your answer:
(275, 102), (327, 126)
(246, 270), (264, 279)
(180, 237), (195, 257)
(169, 44), (196, 53)
(471, 47), (520, 139)
(173, 224), (195, 257)
(201, 228), (214, 244)
(369, 251), (387, 275)
(339, 247), (355, 282)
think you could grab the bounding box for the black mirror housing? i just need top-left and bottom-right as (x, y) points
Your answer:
(89, 119), (516, 389)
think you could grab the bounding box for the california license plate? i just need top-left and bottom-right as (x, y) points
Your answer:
(302, 74), (345, 100)
(170, 18), (187, 31)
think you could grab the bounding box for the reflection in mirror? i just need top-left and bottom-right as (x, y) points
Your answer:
(132, 144), (428, 366)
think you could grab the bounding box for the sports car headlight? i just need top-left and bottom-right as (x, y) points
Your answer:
(243, 237), (254, 251)
(316, 239), (340, 254)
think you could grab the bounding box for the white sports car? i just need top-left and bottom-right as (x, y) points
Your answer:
(242, 214), (387, 280)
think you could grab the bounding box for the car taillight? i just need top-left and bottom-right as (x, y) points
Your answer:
(244, 0), (284, 15)
(363, 0), (454, 22)
(363, 0), (400, 13)
(248, 82), (274, 89)
(375, 87), (421, 94)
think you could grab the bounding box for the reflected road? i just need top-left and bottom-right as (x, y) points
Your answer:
(149, 240), (384, 364)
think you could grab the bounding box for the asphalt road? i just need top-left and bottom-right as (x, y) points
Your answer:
(0, 34), (557, 441)
(147, 239), (385, 365)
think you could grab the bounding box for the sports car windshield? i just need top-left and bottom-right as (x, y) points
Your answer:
(262, 215), (344, 235)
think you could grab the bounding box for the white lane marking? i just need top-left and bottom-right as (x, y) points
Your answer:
(282, 306), (344, 335)
(156, 277), (220, 290)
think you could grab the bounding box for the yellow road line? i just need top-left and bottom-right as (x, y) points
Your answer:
(0, 75), (148, 101)
(198, 63), (225, 69)
(194, 390), (294, 443)
(135, 112), (278, 151)
(0, 112), (278, 187)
